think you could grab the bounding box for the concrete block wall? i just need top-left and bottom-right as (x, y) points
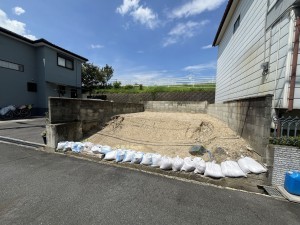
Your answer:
(144, 101), (208, 113)
(272, 145), (300, 186)
(47, 97), (144, 148)
(207, 95), (273, 161)
(100, 91), (215, 104)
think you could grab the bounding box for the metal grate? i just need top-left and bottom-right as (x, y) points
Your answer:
(262, 185), (286, 200)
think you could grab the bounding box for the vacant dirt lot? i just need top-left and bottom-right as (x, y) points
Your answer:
(87, 112), (258, 162)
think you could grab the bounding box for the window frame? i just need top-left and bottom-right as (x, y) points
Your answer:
(57, 54), (74, 70)
(0, 59), (24, 72)
(233, 15), (240, 34)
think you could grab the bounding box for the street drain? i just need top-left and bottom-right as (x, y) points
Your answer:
(262, 185), (286, 200)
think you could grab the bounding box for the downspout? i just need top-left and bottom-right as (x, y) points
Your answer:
(288, 17), (300, 111)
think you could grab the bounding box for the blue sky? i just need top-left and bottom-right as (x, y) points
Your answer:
(0, 0), (227, 85)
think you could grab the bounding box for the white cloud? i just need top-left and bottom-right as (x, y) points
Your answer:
(183, 62), (216, 72)
(116, 0), (158, 29)
(13, 6), (25, 16)
(23, 34), (37, 40)
(170, 0), (226, 19)
(90, 44), (104, 49)
(116, 0), (139, 15)
(131, 6), (158, 29)
(0, 9), (36, 40)
(202, 44), (213, 49)
(163, 20), (209, 47)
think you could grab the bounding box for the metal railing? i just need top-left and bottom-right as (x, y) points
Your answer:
(273, 116), (300, 138)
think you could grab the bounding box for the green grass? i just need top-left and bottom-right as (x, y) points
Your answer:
(94, 84), (216, 94)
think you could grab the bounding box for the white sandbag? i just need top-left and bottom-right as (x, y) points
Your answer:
(181, 157), (195, 172)
(115, 150), (126, 162)
(104, 150), (117, 160)
(238, 157), (267, 174)
(151, 154), (162, 167)
(172, 156), (184, 171)
(160, 156), (173, 170)
(194, 157), (206, 174)
(131, 152), (144, 164)
(122, 150), (136, 162)
(71, 142), (84, 153)
(65, 141), (74, 150)
(82, 142), (94, 153)
(91, 145), (102, 154)
(221, 161), (246, 177)
(57, 141), (68, 150)
(100, 145), (112, 154)
(204, 162), (224, 178)
(141, 153), (153, 165)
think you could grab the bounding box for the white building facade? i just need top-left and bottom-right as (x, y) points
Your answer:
(213, 0), (300, 112)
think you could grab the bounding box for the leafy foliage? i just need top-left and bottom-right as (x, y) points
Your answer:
(82, 63), (114, 94)
(113, 81), (122, 89)
(270, 136), (300, 148)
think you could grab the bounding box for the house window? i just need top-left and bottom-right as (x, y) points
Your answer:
(57, 85), (66, 97)
(57, 54), (74, 70)
(71, 89), (77, 98)
(0, 59), (24, 72)
(27, 82), (37, 92)
(233, 15), (240, 33)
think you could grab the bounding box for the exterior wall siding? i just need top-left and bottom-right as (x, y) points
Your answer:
(0, 34), (38, 107)
(216, 0), (268, 103)
(215, 0), (299, 109)
(0, 32), (85, 112)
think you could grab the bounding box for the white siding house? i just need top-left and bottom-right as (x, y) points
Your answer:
(213, 0), (300, 111)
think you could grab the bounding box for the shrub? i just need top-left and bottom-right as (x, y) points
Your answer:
(269, 136), (300, 148)
(124, 84), (134, 89)
(113, 81), (122, 89)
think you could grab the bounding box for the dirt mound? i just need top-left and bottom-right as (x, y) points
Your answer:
(86, 112), (258, 162)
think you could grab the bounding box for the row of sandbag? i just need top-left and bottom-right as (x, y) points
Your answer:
(56, 141), (267, 179)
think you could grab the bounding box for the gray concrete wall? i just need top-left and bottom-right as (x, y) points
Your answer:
(99, 91), (215, 104)
(207, 95), (273, 162)
(144, 101), (208, 113)
(46, 97), (144, 148)
(271, 145), (300, 186)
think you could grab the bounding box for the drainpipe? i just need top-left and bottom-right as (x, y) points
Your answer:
(288, 17), (300, 111)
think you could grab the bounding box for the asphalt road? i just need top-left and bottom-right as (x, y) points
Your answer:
(0, 118), (45, 144)
(0, 142), (299, 225)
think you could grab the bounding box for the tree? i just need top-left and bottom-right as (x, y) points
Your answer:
(82, 63), (114, 94)
(81, 62), (101, 94)
(99, 64), (114, 87)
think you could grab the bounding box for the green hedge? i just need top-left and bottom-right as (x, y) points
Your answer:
(269, 136), (300, 148)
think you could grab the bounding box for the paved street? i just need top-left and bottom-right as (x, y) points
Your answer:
(0, 142), (300, 225)
(0, 118), (45, 144)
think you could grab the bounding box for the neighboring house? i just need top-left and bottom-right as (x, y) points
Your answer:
(0, 27), (88, 114)
(213, 0), (300, 114)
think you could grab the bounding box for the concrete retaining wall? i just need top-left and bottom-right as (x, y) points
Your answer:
(271, 145), (300, 186)
(98, 91), (215, 104)
(46, 97), (144, 148)
(144, 101), (208, 113)
(207, 95), (273, 162)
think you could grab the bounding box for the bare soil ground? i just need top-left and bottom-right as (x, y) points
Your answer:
(87, 112), (258, 162)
